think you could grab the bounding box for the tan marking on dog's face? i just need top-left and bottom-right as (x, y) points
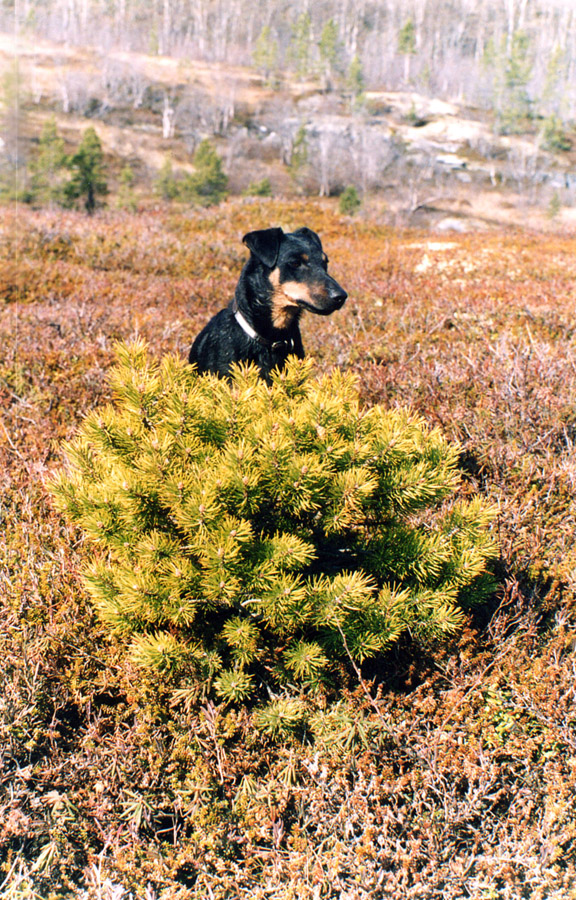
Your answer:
(269, 268), (330, 327)
(282, 281), (329, 305)
(278, 280), (313, 302)
(269, 268), (300, 328)
(271, 285), (301, 328)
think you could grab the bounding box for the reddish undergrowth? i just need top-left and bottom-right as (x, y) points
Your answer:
(1, 201), (576, 898)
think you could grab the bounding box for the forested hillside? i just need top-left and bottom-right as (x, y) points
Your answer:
(3, 0), (576, 226)
(6, 0), (576, 116)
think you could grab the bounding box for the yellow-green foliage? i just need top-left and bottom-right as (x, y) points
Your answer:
(50, 342), (497, 708)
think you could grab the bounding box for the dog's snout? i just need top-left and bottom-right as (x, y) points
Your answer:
(330, 285), (347, 308)
(327, 276), (347, 309)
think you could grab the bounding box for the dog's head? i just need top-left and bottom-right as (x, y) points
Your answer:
(242, 226), (347, 328)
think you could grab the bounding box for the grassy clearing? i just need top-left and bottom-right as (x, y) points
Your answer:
(1, 199), (576, 898)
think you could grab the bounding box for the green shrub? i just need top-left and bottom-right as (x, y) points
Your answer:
(29, 116), (68, 208)
(180, 139), (228, 206)
(50, 343), (498, 710)
(116, 163), (138, 211)
(64, 126), (108, 214)
(542, 115), (572, 153)
(547, 190), (561, 220)
(339, 185), (361, 216)
(154, 155), (180, 201)
(244, 177), (273, 197)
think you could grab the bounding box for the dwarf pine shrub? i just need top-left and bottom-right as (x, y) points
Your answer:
(50, 342), (497, 712)
(339, 186), (361, 216)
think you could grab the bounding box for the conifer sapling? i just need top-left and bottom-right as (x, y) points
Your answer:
(50, 342), (498, 718)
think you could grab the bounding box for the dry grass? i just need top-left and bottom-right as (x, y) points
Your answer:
(1, 199), (576, 898)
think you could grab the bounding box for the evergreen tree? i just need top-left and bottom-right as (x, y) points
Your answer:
(244, 177), (272, 197)
(289, 12), (313, 80)
(547, 190), (561, 219)
(339, 185), (361, 216)
(398, 18), (417, 83)
(29, 116), (67, 208)
(180, 139), (228, 206)
(155, 155), (179, 201)
(116, 163), (137, 211)
(289, 123), (309, 189)
(50, 344), (498, 720)
(542, 115), (571, 153)
(253, 26), (279, 86)
(65, 126), (108, 214)
(502, 30), (533, 130)
(346, 55), (365, 110)
(485, 31), (534, 135)
(318, 19), (342, 91)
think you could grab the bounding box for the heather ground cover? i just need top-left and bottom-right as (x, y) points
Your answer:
(2, 200), (576, 898)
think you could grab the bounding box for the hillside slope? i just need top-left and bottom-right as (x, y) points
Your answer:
(4, 32), (576, 229)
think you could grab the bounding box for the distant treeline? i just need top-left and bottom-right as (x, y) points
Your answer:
(7, 0), (576, 117)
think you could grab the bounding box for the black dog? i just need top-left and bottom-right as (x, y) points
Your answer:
(188, 226), (347, 380)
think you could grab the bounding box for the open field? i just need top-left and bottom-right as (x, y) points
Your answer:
(2, 199), (576, 898)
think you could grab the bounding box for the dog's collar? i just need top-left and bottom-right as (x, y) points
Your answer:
(232, 299), (295, 352)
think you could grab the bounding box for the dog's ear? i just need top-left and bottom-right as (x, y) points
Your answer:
(291, 227), (322, 251)
(242, 228), (284, 268)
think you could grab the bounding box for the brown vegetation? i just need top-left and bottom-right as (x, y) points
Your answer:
(1, 199), (576, 897)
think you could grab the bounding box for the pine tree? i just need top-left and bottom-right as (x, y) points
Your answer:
(542, 115), (571, 152)
(547, 191), (561, 219)
(29, 117), (67, 208)
(180, 140), (228, 206)
(398, 18), (417, 84)
(289, 12), (313, 81)
(116, 163), (137, 211)
(289, 123), (309, 189)
(502, 30), (533, 131)
(155, 155), (179, 201)
(318, 19), (342, 91)
(244, 177), (272, 197)
(346, 55), (365, 111)
(253, 26), (279, 86)
(485, 31), (533, 135)
(65, 126), (108, 214)
(339, 185), (361, 216)
(50, 344), (498, 720)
